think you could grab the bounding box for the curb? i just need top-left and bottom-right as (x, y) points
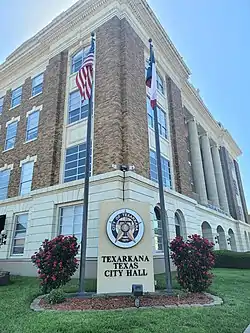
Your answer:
(30, 292), (223, 312)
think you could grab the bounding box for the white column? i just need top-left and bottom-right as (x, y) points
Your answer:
(211, 145), (230, 214)
(187, 118), (208, 205)
(200, 133), (220, 206)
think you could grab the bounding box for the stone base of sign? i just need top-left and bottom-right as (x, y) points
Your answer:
(30, 292), (223, 312)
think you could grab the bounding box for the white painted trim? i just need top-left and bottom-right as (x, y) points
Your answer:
(29, 92), (43, 100)
(0, 164), (14, 172)
(26, 105), (43, 118)
(23, 138), (37, 145)
(9, 104), (21, 111)
(6, 116), (20, 127)
(19, 155), (37, 167)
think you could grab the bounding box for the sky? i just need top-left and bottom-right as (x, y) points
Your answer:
(0, 0), (249, 208)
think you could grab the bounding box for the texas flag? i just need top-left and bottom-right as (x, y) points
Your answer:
(146, 41), (157, 109)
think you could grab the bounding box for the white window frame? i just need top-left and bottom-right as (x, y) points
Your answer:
(5, 120), (18, 150)
(26, 110), (40, 142)
(11, 213), (28, 255)
(32, 73), (44, 96)
(150, 150), (172, 189)
(68, 90), (89, 124)
(156, 72), (165, 95)
(0, 165), (12, 200)
(147, 97), (168, 139)
(59, 204), (84, 242)
(71, 47), (89, 74)
(64, 143), (91, 183)
(19, 160), (35, 196)
(11, 86), (22, 108)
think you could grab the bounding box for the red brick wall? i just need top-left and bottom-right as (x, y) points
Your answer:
(0, 51), (68, 198)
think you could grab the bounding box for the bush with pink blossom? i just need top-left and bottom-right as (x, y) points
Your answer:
(31, 235), (79, 293)
(170, 234), (215, 292)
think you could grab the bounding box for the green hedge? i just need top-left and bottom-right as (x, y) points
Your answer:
(214, 250), (250, 269)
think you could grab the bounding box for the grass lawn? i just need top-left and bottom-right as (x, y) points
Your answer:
(0, 269), (250, 333)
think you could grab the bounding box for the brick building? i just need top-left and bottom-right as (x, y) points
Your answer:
(0, 0), (249, 277)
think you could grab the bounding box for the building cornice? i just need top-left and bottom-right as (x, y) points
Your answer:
(0, 0), (241, 158)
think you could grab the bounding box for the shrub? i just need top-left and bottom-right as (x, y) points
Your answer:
(170, 235), (215, 292)
(45, 288), (66, 304)
(214, 250), (250, 269)
(31, 235), (79, 294)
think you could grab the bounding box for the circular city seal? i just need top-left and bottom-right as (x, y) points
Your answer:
(106, 209), (144, 248)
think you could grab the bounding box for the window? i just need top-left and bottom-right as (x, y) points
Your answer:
(20, 161), (34, 195)
(147, 97), (168, 139)
(147, 97), (154, 128)
(150, 150), (172, 189)
(0, 97), (4, 114)
(59, 205), (83, 241)
(157, 106), (168, 138)
(153, 206), (163, 252)
(71, 48), (89, 74)
(32, 73), (44, 96)
(12, 214), (28, 255)
(175, 213), (181, 237)
(5, 121), (18, 150)
(64, 143), (91, 183)
(0, 169), (11, 200)
(11, 87), (22, 108)
(156, 72), (164, 95)
(26, 111), (39, 141)
(68, 90), (89, 124)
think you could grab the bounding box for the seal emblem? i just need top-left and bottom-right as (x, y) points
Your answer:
(106, 209), (144, 248)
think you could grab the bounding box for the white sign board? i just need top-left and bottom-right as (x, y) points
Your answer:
(97, 201), (155, 294)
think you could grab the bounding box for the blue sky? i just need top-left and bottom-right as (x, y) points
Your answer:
(1, 0), (249, 208)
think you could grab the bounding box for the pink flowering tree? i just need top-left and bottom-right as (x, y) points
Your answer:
(31, 235), (79, 294)
(170, 234), (215, 292)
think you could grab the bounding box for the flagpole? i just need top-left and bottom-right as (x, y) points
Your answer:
(79, 33), (95, 295)
(149, 39), (173, 295)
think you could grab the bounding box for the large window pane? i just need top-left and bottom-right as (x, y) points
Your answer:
(5, 121), (18, 150)
(156, 73), (164, 95)
(68, 91), (89, 124)
(59, 205), (84, 240)
(146, 97), (168, 139)
(26, 110), (39, 141)
(20, 161), (34, 195)
(12, 214), (28, 255)
(32, 73), (44, 96)
(11, 87), (22, 108)
(0, 169), (11, 200)
(71, 48), (89, 74)
(64, 143), (91, 183)
(150, 150), (172, 189)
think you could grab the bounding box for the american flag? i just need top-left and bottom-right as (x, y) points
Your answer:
(76, 37), (95, 100)
(146, 40), (157, 109)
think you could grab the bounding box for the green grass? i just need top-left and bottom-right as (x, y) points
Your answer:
(0, 269), (250, 333)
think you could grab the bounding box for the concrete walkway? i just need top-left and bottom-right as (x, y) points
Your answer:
(244, 325), (250, 333)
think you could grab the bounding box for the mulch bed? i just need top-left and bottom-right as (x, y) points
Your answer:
(40, 293), (212, 311)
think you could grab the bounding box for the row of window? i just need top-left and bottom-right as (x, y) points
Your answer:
(0, 142), (91, 200)
(0, 73), (43, 114)
(0, 144), (171, 202)
(4, 110), (39, 151)
(12, 204), (183, 255)
(10, 206), (83, 255)
(0, 161), (34, 200)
